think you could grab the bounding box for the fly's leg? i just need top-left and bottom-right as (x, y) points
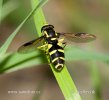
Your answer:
(38, 43), (50, 55)
(38, 43), (51, 65)
(37, 43), (49, 55)
(58, 38), (64, 46)
(62, 42), (67, 48)
(37, 44), (48, 50)
(58, 38), (67, 48)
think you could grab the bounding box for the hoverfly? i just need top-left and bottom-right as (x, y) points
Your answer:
(18, 24), (96, 72)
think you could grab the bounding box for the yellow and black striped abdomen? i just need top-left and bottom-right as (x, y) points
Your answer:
(48, 44), (65, 71)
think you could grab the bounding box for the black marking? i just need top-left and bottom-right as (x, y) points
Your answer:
(49, 44), (63, 53)
(56, 64), (63, 71)
(24, 42), (32, 46)
(50, 51), (64, 60)
(53, 58), (64, 66)
(49, 45), (64, 60)
(48, 43), (65, 71)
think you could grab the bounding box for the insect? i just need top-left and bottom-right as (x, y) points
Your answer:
(18, 24), (96, 72)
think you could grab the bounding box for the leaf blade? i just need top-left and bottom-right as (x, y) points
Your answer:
(0, 0), (47, 56)
(0, 51), (46, 73)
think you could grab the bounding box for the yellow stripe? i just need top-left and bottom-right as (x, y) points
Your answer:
(51, 38), (56, 40)
(48, 44), (52, 49)
(58, 49), (64, 53)
(55, 32), (58, 36)
(52, 58), (58, 63)
(59, 57), (65, 60)
(58, 38), (64, 42)
(49, 50), (57, 55)
(57, 38), (64, 46)
(44, 31), (49, 37)
(57, 42), (62, 46)
(55, 64), (63, 69)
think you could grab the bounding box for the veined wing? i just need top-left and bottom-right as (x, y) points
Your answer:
(57, 32), (96, 43)
(18, 36), (44, 53)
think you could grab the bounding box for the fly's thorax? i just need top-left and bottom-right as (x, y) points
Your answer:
(41, 25), (59, 43)
(41, 25), (57, 38)
(43, 29), (56, 38)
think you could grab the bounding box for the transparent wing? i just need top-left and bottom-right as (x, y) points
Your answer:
(57, 32), (96, 43)
(18, 36), (44, 53)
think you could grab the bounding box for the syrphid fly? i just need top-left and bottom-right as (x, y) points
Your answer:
(18, 24), (96, 72)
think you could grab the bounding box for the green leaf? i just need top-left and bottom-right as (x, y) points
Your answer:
(0, 0), (47, 56)
(31, 0), (47, 35)
(0, 51), (46, 73)
(51, 64), (82, 100)
(31, 0), (82, 100)
(1, 0), (19, 21)
(0, 0), (3, 24)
